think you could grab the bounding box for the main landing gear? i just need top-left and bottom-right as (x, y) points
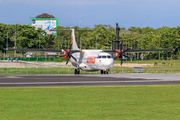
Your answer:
(101, 70), (109, 74)
(74, 69), (80, 74)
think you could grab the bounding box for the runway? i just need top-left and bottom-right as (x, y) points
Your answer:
(1, 73), (180, 87)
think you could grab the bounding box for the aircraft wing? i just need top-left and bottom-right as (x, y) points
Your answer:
(103, 48), (175, 53)
(125, 48), (175, 53)
(5, 48), (63, 52)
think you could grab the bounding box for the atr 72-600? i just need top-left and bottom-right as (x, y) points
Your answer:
(8, 26), (174, 74)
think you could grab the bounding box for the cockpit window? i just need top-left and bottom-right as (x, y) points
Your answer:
(97, 55), (112, 59)
(102, 56), (106, 58)
(107, 56), (111, 58)
(97, 56), (101, 59)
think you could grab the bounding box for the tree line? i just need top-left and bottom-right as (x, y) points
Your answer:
(0, 23), (180, 59)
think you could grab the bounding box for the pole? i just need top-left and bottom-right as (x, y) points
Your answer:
(80, 37), (82, 49)
(6, 32), (8, 56)
(79, 37), (81, 49)
(96, 34), (100, 49)
(62, 38), (63, 46)
(68, 38), (69, 48)
(159, 34), (161, 60)
(58, 37), (59, 49)
(137, 39), (139, 59)
(107, 38), (108, 49)
(39, 36), (40, 49)
(14, 25), (16, 57)
(39, 36), (40, 60)
(96, 35), (97, 49)
(65, 38), (66, 49)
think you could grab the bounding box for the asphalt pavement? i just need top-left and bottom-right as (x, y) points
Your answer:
(0, 73), (180, 87)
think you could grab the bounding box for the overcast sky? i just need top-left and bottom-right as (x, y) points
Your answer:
(0, 0), (179, 29)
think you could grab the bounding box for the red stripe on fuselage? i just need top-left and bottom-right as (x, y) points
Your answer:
(86, 56), (96, 64)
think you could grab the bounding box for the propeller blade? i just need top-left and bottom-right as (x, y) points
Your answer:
(65, 56), (70, 65)
(120, 56), (123, 65)
(120, 40), (123, 51)
(71, 55), (77, 63)
(71, 50), (82, 53)
(123, 48), (130, 53)
(114, 55), (120, 59)
(123, 54), (130, 60)
(69, 43), (72, 50)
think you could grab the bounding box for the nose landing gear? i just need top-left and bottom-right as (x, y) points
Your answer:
(101, 70), (109, 74)
(74, 69), (80, 74)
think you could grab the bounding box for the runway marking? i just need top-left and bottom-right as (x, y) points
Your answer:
(0, 79), (180, 85)
(0, 76), (22, 78)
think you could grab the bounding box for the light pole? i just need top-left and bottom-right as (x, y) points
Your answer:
(38, 36), (40, 60)
(6, 32), (8, 56)
(65, 38), (66, 49)
(58, 37), (59, 49)
(80, 36), (82, 49)
(39, 36), (40, 49)
(159, 34), (162, 60)
(96, 34), (101, 49)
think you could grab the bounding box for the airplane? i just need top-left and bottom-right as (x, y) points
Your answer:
(7, 26), (174, 74)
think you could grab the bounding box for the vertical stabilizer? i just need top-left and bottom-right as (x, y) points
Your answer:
(71, 27), (79, 50)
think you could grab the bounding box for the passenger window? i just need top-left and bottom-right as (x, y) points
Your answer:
(102, 56), (106, 58)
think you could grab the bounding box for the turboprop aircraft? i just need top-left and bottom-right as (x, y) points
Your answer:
(7, 26), (174, 74)
(52, 27), (174, 74)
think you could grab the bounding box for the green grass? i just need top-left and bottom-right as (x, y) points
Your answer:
(114, 60), (180, 73)
(0, 60), (180, 75)
(1, 85), (180, 119)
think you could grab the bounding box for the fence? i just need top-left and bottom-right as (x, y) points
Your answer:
(1, 57), (152, 62)
(0, 57), (66, 62)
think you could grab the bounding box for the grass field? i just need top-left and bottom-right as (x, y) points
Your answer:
(0, 85), (180, 120)
(0, 60), (180, 75)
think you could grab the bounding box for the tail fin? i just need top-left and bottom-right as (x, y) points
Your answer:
(71, 27), (79, 50)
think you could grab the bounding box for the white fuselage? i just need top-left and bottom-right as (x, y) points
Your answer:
(70, 50), (114, 71)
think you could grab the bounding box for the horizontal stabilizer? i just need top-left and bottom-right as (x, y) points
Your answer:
(5, 48), (82, 53)
(5, 48), (62, 52)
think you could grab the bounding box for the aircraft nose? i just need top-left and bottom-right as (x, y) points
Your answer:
(103, 59), (114, 68)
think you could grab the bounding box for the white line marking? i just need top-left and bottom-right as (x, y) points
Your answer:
(0, 79), (180, 85)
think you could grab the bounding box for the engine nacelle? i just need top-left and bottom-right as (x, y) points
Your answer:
(114, 50), (121, 58)
(62, 49), (70, 58)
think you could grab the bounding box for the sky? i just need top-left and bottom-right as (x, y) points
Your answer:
(0, 0), (179, 29)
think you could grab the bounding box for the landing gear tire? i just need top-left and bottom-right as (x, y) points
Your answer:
(74, 69), (77, 74)
(75, 69), (80, 75)
(77, 70), (80, 74)
(101, 70), (108, 74)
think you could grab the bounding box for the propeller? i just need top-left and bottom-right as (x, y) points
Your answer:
(113, 40), (131, 66)
(60, 43), (81, 66)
